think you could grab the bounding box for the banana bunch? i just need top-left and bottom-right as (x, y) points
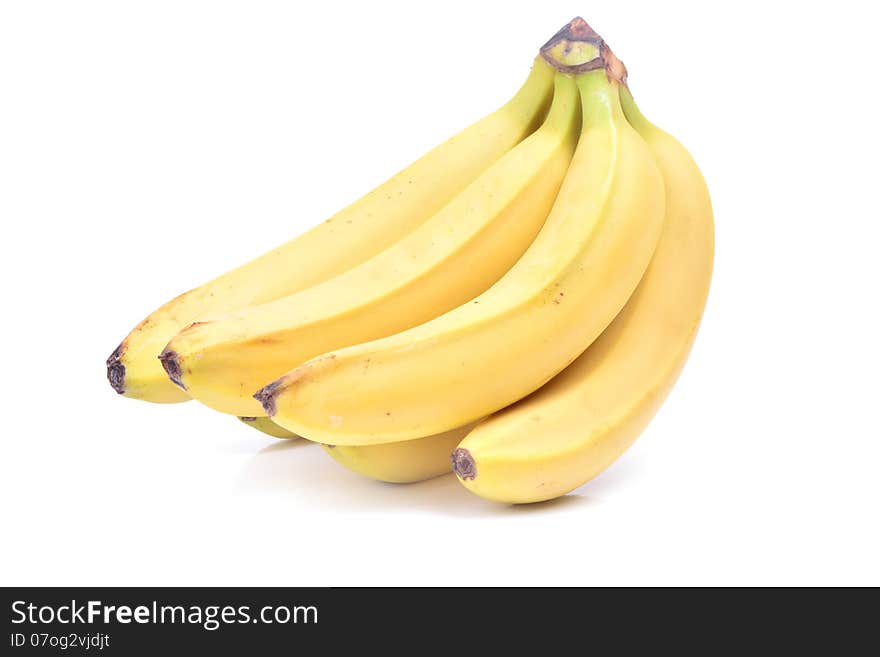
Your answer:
(108, 18), (713, 504)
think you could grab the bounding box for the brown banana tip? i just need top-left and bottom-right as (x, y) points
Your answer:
(451, 448), (477, 481)
(106, 343), (126, 394)
(253, 380), (284, 417)
(539, 16), (627, 85)
(239, 416), (257, 422)
(158, 349), (186, 391)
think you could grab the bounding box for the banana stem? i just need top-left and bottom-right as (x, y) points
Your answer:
(505, 56), (556, 120)
(577, 70), (624, 125)
(543, 73), (579, 131)
(619, 86), (653, 133)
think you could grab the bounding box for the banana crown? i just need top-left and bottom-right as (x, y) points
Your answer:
(539, 17), (628, 86)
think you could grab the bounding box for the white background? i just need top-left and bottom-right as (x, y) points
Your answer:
(1, 1), (878, 586)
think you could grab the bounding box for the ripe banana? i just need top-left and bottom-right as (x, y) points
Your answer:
(107, 57), (555, 404)
(257, 20), (665, 445)
(238, 416), (299, 439)
(160, 73), (579, 416)
(322, 425), (474, 484)
(451, 86), (714, 503)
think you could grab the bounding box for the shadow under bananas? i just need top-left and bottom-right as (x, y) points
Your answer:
(235, 439), (618, 517)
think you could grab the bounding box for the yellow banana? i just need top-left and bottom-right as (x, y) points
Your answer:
(322, 425), (474, 484)
(257, 19), (665, 445)
(160, 73), (579, 416)
(107, 57), (555, 403)
(238, 416), (299, 439)
(451, 86), (714, 503)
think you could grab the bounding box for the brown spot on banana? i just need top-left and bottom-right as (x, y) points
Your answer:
(177, 320), (212, 335)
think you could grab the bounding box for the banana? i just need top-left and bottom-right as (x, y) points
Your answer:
(323, 425), (474, 484)
(106, 57), (555, 403)
(238, 416), (299, 439)
(160, 73), (579, 416)
(451, 86), (714, 503)
(257, 19), (665, 445)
